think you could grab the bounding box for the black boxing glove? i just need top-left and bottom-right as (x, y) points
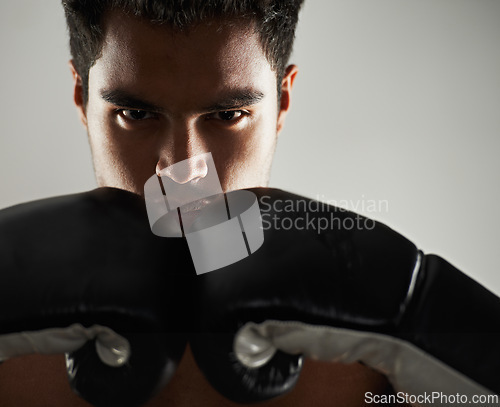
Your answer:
(190, 188), (500, 405)
(0, 188), (193, 407)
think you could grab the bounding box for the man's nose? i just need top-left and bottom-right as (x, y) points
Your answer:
(155, 124), (208, 184)
(157, 154), (209, 184)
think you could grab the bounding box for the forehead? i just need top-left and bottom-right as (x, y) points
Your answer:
(90, 10), (276, 109)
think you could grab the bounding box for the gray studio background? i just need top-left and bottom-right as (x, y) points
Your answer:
(1, 1), (499, 295)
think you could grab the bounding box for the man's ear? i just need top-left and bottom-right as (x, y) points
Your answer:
(277, 64), (299, 134)
(68, 60), (88, 127)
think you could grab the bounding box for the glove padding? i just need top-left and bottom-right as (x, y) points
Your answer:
(190, 188), (500, 405)
(0, 188), (193, 407)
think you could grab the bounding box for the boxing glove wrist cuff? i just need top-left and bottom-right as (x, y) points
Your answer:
(235, 320), (495, 404)
(0, 323), (130, 367)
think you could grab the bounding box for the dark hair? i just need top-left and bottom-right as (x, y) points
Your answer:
(62, 0), (304, 104)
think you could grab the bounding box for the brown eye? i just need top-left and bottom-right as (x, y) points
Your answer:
(121, 110), (155, 121)
(216, 111), (243, 121)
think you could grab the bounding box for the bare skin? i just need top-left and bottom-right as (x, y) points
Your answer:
(0, 347), (396, 407)
(0, 10), (406, 407)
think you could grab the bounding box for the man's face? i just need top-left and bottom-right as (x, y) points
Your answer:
(71, 11), (297, 195)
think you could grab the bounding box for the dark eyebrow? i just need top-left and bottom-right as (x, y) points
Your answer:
(100, 88), (265, 113)
(202, 90), (265, 112)
(100, 89), (164, 112)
